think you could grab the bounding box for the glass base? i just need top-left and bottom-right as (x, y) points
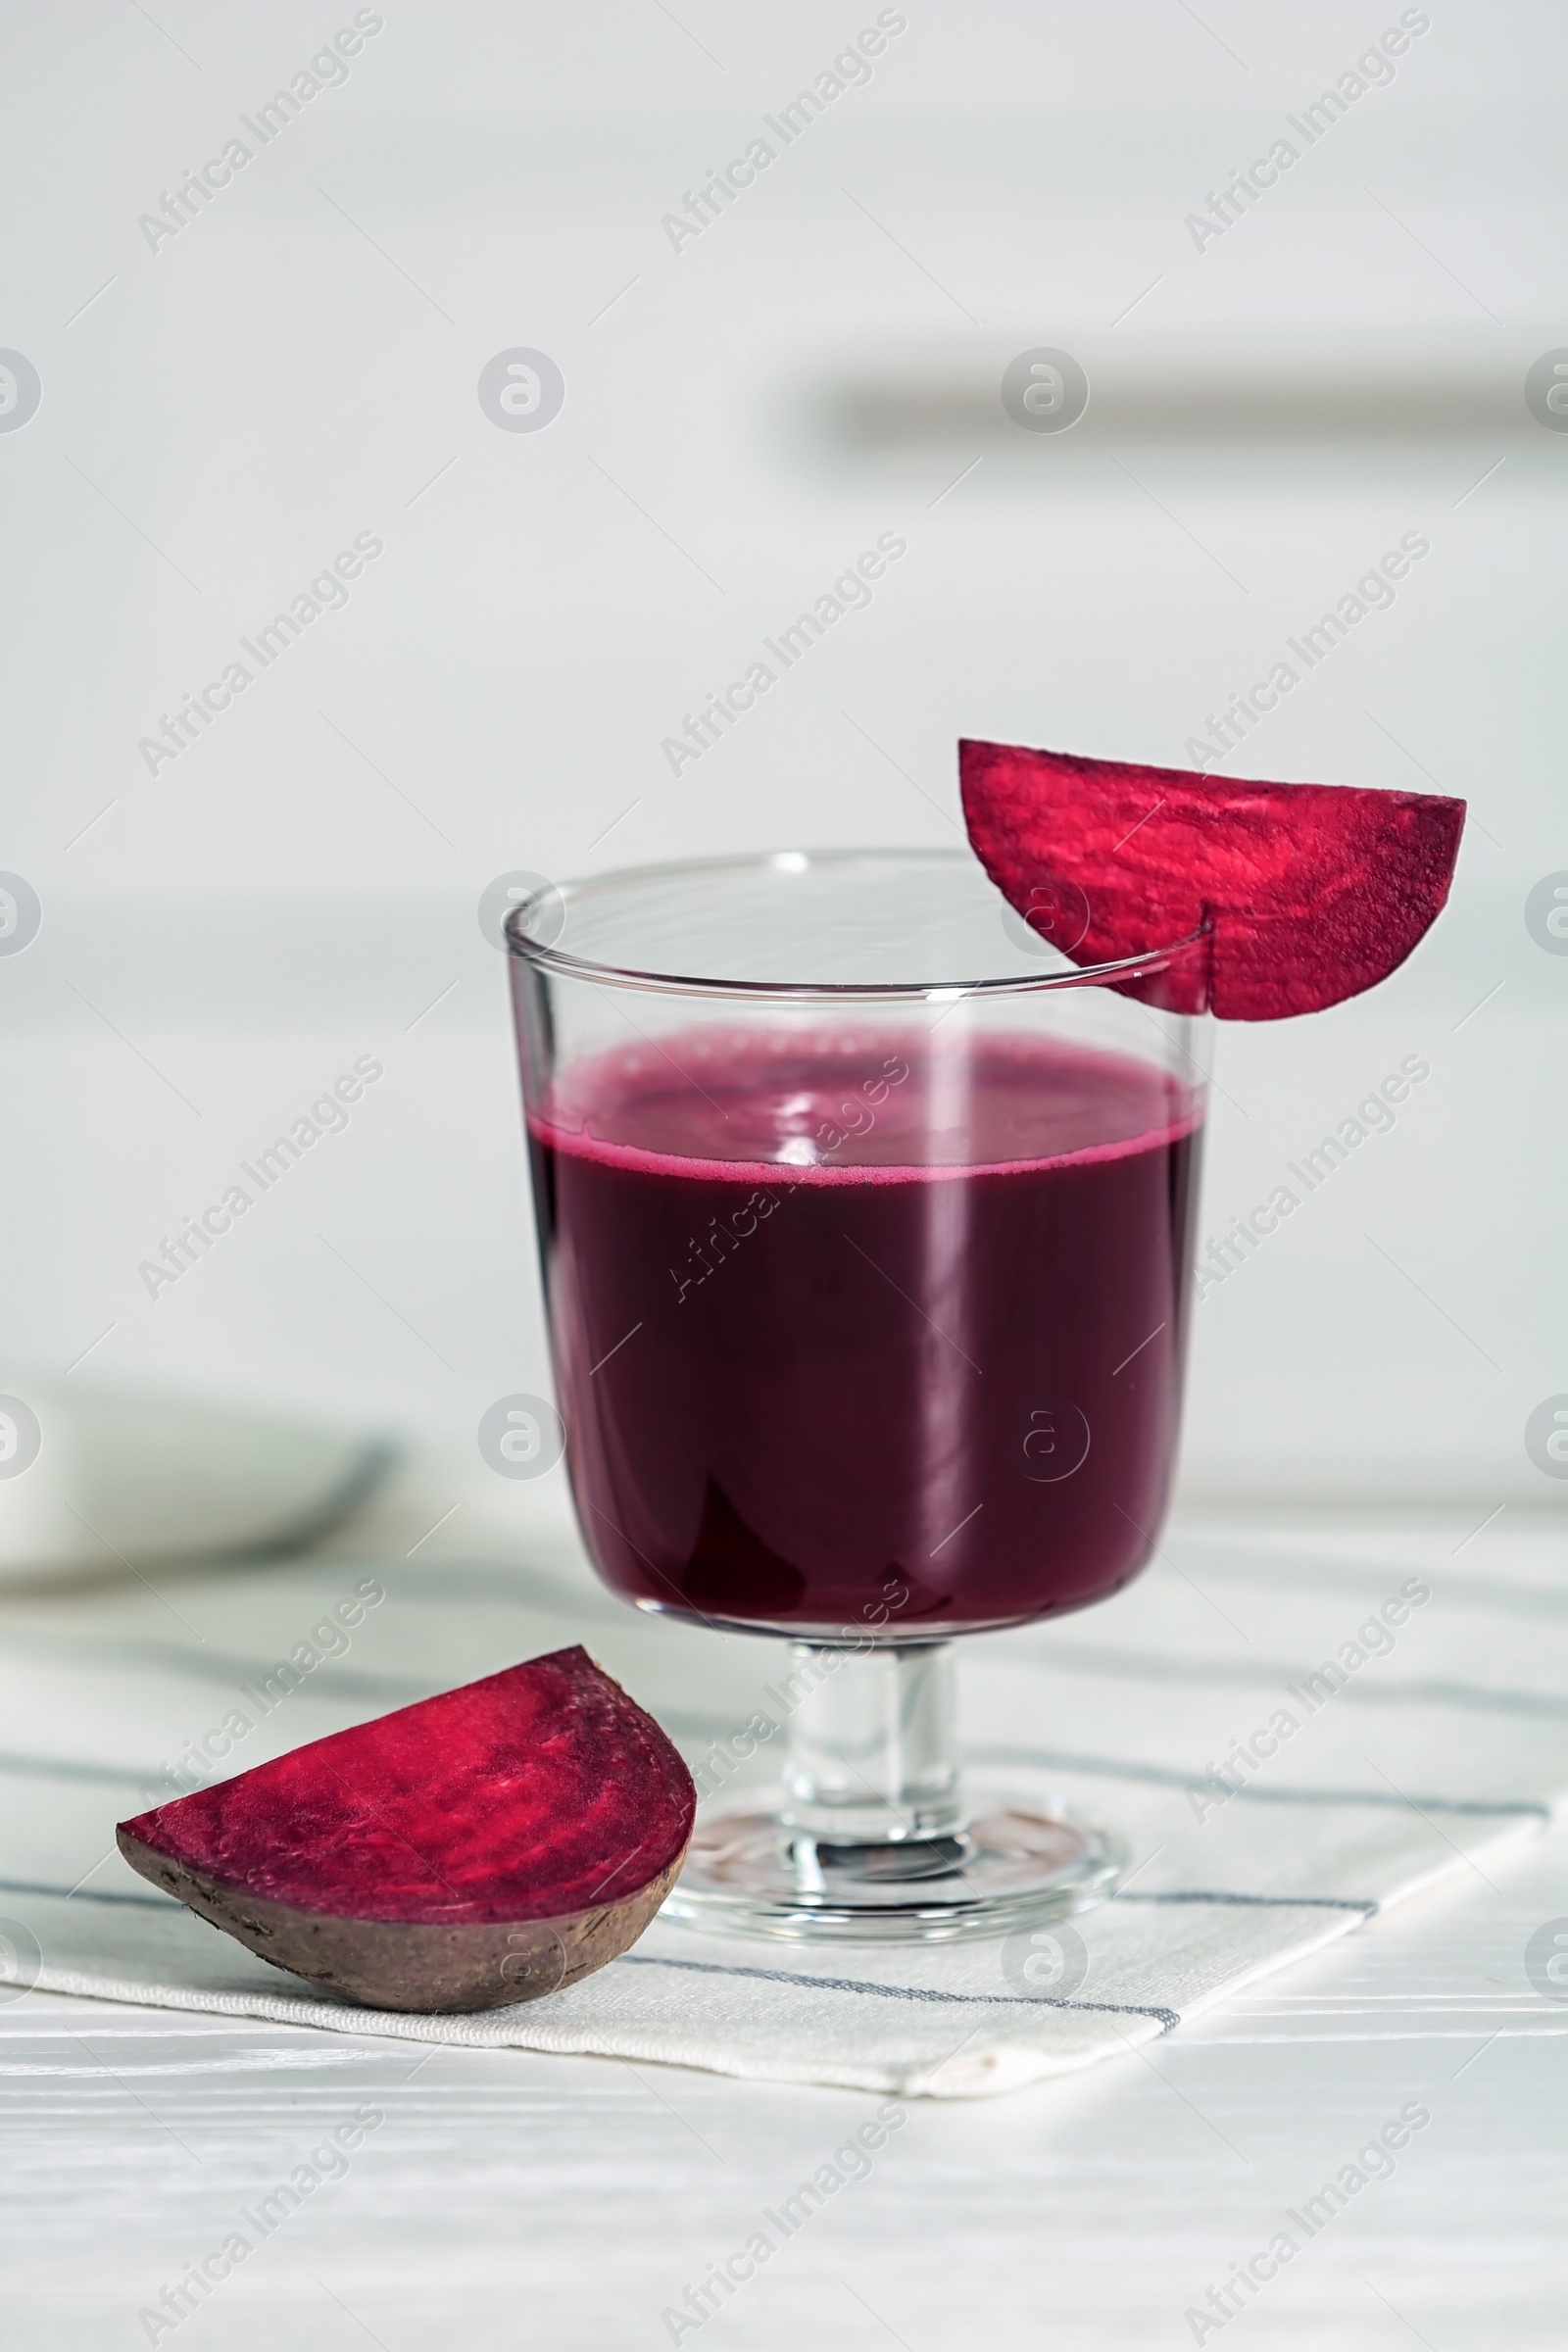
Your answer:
(661, 1792), (1127, 1944)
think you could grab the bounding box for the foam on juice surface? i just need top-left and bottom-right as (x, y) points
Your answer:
(533, 1029), (1200, 1184)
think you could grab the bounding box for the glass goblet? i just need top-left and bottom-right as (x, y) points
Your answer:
(507, 850), (1208, 1942)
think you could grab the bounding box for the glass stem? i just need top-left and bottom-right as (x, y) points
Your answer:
(778, 1642), (962, 1845)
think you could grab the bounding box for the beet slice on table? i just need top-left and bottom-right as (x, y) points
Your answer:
(118, 1646), (695, 2014)
(960, 737), (1466, 1019)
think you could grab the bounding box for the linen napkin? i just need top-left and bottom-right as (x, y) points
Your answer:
(0, 1466), (1559, 2098)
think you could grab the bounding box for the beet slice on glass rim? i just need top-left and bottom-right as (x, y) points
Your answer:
(960, 737), (1466, 1019)
(118, 1646), (695, 2014)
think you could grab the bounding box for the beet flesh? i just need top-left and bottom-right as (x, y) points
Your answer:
(117, 1646), (695, 2013)
(960, 738), (1466, 1020)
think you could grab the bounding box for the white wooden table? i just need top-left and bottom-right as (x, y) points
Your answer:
(5, 1537), (1565, 2352)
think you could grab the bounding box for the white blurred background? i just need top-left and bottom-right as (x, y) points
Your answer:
(2, 0), (1563, 1513)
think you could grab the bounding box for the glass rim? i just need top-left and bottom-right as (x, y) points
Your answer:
(504, 848), (1211, 1004)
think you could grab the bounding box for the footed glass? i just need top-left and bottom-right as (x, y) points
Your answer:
(507, 850), (1209, 1942)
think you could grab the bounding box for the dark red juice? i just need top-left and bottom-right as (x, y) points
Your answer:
(527, 1031), (1201, 1633)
